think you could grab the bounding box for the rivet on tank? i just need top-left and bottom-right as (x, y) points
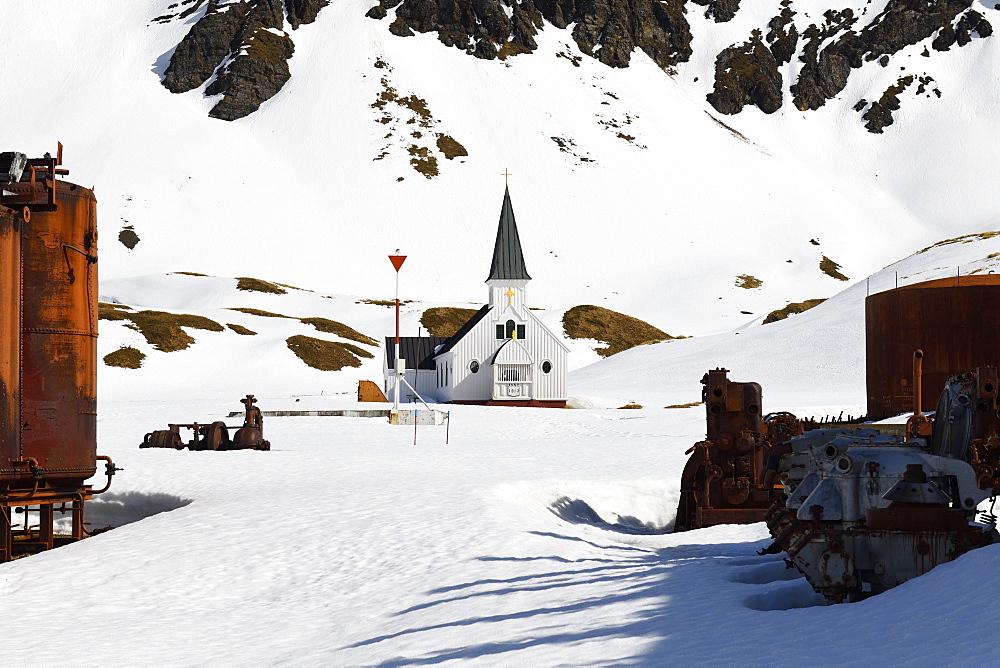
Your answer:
(0, 144), (119, 562)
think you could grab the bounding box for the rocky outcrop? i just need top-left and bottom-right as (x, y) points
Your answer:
(707, 30), (783, 114)
(161, 0), (327, 120)
(371, 0), (692, 70)
(690, 0), (741, 23)
(791, 0), (974, 111)
(286, 0), (330, 28)
(708, 0), (990, 126)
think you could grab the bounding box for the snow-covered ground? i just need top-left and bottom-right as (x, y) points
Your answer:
(0, 233), (991, 664)
(3, 0), (1000, 662)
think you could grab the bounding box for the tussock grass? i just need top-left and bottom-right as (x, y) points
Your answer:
(420, 307), (479, 337)
(173, 271), (208, 277)
(618, 403), (643, 409)
(665, 401), (702, 409)
(763, 298), (826, 324)
(99, 303), (224, 352)
(103, 346), (145, 369)
(227, 307), (293, 318)
(227, 323), (257, 335)
(299, 318), (377, 345)
(286, 335), (364, 370)
(819, 256), (849, 281)
(436, 135), (468, 159)
(236, 277), (287, 294)
(916, 231), (1000, 254)
(735, 274), (762, 289)
(562, 305), (673, 357)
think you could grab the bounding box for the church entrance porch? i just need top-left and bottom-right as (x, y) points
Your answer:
(493, 363), (532, 400)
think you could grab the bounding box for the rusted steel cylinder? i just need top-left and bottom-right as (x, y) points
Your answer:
(0, 206), (21, 453)
(866, 276), (1000, 419)
(6, 180), (98, 486)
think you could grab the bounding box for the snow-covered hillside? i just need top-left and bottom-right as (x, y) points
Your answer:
(4, 0), (1000, 336)
(3, 0), (1000, 663)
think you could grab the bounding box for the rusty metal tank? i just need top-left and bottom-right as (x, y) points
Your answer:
(0, 205), (23, 452)
(866, 275), (1000, 420)
(1, 165), (98, 489)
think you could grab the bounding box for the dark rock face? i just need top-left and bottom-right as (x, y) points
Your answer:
(691, 0), (741, 23)
(707, 0), (988, 122)
(707, 30), (783, 115)
(161, 0), (328, 120)
(163, 1), (251, 93)
(207, 28), (295, 121)
(382, 0), (692, 70)
(286, 0), (330, 28)
(862, 75), (913, 133)
(790, 0), (972, 111)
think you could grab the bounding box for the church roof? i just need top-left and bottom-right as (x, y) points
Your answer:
(433, 305), (491, 356)
(487, 185), (531, 282)
(384, 336), (450, 370)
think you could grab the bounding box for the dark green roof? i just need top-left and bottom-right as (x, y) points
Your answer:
(487, 185), (531, 281)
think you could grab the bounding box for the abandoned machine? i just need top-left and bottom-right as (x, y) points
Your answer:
(675, 276), (1000, 603)
(0, 145), (119, 561)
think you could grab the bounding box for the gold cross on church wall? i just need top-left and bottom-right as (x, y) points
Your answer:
(505, 287), (516, 305)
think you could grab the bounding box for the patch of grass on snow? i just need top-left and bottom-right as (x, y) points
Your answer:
(763, 298), (826, 324)
(420, 307), (479, 337)
(103, 346), (146, 369)
(99, 303), (224, 352)
(285, 335), (372, 370)
(562, 304), (673, 357)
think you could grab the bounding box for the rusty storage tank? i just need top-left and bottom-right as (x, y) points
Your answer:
(866, 275), (1000, 419)
(0, 152), (98, 490)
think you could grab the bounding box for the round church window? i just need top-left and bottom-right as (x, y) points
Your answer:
(470, 360), (480, 374)
(542, 361), (552, 374)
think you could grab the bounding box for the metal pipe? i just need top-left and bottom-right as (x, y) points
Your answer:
(913, 349), (924, 418)
(6, 458), (41, 500)
(91, 455), (120, 495)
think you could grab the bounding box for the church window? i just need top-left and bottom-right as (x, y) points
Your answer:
(470, 360), (480, 374)
(496, 324), (504, 339)
(516, 324), (525, 339)
(499, 366), (521, 382)
(542, 360), (552, 374)
(506, 320), (516, 338)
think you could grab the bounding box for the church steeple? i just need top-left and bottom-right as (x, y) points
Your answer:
(487, 185), (531, 282)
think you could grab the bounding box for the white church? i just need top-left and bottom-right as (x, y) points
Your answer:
(384, 186), (568, 407)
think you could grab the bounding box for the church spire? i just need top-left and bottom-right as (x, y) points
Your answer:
(487, 185), (531, 282)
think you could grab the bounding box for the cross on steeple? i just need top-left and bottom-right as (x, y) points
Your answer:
(505, 287), (516, 305)
(502, 169), (512, 185)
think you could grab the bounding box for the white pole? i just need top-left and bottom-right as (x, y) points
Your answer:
(394, 268), (400, 414)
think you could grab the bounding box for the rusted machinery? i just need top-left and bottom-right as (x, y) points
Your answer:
(762, 358), (1000, 603)
(866, 275), (1000, 419)
(674, 369), (806, 532)
(141, 395), (271, 451)
(0, 145), (119, 561)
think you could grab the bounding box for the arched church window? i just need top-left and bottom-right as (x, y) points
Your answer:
(470, 360), (480, 374)
(542, 360), (552, 374)
(506, 320), (516, 338)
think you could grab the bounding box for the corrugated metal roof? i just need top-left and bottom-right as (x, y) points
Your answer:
(384, 336), (450, 370)
(434, 305), (491, 356)
(487, 185), (531, 281)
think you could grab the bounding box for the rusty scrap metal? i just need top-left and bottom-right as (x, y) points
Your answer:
(141, 395), (272, 451)
(674, 368), (806, 532)
(761, 365), (1000, 603)
(0, 145), (117, 562)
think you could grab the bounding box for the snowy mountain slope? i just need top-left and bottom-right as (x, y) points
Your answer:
(571, 228), (1000, 410)
(5, 0), (998, 338)
(12, 235), (1000, 663)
